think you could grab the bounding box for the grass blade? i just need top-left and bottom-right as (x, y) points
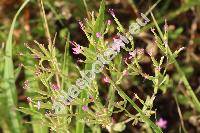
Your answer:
(3, 0), (30, 132)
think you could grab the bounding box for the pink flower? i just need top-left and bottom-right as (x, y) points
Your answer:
(51, 83), (60, 91)
(82, 105), (88, 111)
(123, 57), (128, 63)
(89, 95), (94, 102)
(77, 59), (84, 63)
(107, 19), (112, 25)
(108, 9), (115, 17)
(112, 117), (116, 123)
(156, 118), (167, 129)
(129, 50), (137, 59)
(27, 97), (32, 103)
(96, 32), (101, 38)
(34, 54), (40, 59)
(155, 66), (161, 71)
(72, 46), (82, 54)
(151, 28), (155, 33)
(164, 40), (168, 47)
(103, 76), (110, 83)
(123, 70), (128, 76)
(70, 41), (82, 55)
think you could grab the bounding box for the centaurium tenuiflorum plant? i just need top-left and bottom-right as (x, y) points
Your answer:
(18, 0), (200, 133)
(20, 2), (159, 133)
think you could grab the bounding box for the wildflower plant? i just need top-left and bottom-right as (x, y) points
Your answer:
(17, 0), (200, 133)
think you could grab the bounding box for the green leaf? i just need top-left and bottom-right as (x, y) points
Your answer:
(94, 0), (105, 34)
(18, 107), (42, 116)
(3, 0), (30, 133)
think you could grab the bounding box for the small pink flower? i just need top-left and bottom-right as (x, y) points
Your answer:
(82, 105), (88, 111)
(51, 83), (60, 91)
(70, 41), (82, 55)
(77, 59), (84, 63)
(156, 118), (167, 129)
(103, 76), (110, 83)
(89, 95), (94, 102)
(129, 50), (137, 59)
(107, 19), (112, 25)
(123, 70), (128, 76)
(112, 117), (116, 123)
(89, 95), (93, 99)
(164, 40), (168, 46)
(151, 28), (155, 33)
(27, 97), (32, 103)
(34, 54), (40, 59)
(72, 46), (82, 54)
(123, 57), (128, 63)
(155, 66), (161, 71)
(108, 9), (115, 17)
(96, 32), (101, 38)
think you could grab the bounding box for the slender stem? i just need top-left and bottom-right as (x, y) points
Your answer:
(151, 12), (200, 111)
(114, 86), (162, 132)
(83, 0), (90, 19)
(103, 72), (162, 133)
(76, 90), (87, 133)
(174, 61), (200, 111)
(39, 0), (52, 45)
(174, 95), (187, 133)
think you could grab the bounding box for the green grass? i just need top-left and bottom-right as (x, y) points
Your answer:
(3, 0), (30, 132)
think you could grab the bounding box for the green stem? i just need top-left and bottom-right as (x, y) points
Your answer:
(174, 61), (200, 111)
(76, 90), (87, 133)
(151, 12), (200, 112)
(115, 86), (162, 133)
(103, 72), (162, 133)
